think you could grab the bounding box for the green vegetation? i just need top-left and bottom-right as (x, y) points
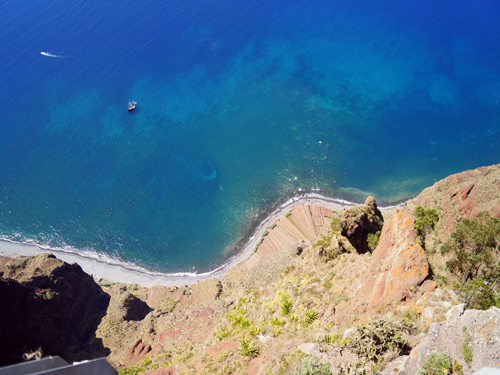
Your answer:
(462, 344), (473, 363)
(284, 211), (291, 217)
(416, 353), (463, 375)
(262, 229), (269, 237)
(462, 326), (473, 363)
(367, 231), (381, 251)
(413, 206), (439, 248)
(270, 317), (286, 328)
(293, 356), (331, 375)
(302, 310), (317, 328)
(341, 319), (412, 362)
(442, 212), (500, 283)
(441, 212), (500, 309)
(270, 222), (277, 229)
(158, 297), (176, 312)
(331, 217), (342, 234)
(280, 296), (293, 316)
(127, 283), (139, 291)
(237, 336), (259, 358)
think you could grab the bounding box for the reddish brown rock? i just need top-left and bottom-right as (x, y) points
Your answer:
(356, 210), (429, 305)
(191, 307), (214, 319)
(403, 164), (500, 241)
(158, 329), (181, 344)
(126, 338), (154, 366)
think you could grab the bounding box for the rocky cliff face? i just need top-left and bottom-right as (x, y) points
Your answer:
(403, 164), (500, 242)
(0, 253), (110, 365)
(356, 209), (429, 306)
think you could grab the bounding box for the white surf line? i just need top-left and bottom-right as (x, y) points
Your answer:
(41, 52), (64, 58)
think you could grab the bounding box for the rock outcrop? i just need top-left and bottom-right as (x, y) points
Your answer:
(382, 306), (500, 375)
(0, 253), (110, 365)
(334, 196), (384, 253)
(356, 210), (429, 305)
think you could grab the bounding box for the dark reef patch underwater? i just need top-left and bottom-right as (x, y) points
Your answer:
(1, 0), (500, 273)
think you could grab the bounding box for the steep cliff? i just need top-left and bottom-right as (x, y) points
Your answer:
(0, 253), (110, 365)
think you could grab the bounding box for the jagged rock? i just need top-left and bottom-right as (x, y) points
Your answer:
(382, 307), (500, 375)
(356, 210), (429, 305)
(446, 303), (467, 320)
(333, 196), (384, 253)
(0, 253), (110, 365)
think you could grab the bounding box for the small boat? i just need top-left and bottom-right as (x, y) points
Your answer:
(127, 101), (137, 112)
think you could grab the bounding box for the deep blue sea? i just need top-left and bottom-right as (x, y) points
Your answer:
(1, 0), (500, 274)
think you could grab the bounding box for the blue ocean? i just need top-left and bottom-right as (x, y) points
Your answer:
(1, 0), (500, 274)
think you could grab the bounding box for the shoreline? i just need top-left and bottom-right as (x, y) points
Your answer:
(0, 194), (399, 287)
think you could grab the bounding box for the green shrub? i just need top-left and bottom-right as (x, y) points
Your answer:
(284, 211), (291, 217)
(248, 326), (262, 337)
(270, 317), (285, 328)
(413, 206), (439, 248)
(270, 222), (277, 229)
(367, 231), (381, 251)
(127, 283), (139, 291)
(184, 287), (192, 295)
(293, 356), (331, 375)
(237, 336), (259, 358)
(462, 344), (473, 363)
(323, 279), (333, 289)
(457, 277), (499, 310)
(262, 229), (269, 237)
(331, 217), (342, 234)
(441, 212), (500, 284)
(302, 310), (317, 328)
(416, 353), (464, 375)
(159, 297), (176, 312)
(281, 297), (293, 316)
(341, 319), (412, 362)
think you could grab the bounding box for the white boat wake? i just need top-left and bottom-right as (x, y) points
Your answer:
(41, 52), (64, 58)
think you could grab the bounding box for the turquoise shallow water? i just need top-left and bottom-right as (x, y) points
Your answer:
(1, 0), (500, 273)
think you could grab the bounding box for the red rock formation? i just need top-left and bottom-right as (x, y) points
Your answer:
(356, 210), (429, 305)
